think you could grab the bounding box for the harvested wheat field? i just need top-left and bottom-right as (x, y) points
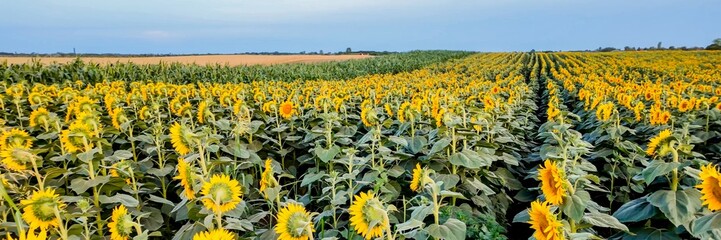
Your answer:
(0, 54), (371, 66)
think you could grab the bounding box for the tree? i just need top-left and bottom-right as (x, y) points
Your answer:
(346, 47), (352, 53)
(707, 38), (721, 50)
(657, 42), (662, 50)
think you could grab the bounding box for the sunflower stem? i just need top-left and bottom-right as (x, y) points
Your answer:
(670, 145), (679, 191)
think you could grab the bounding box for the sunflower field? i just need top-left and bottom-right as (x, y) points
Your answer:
(1, 51), (721, 240)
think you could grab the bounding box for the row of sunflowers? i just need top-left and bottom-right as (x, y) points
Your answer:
(525, 51), (721, 239)
(0, 52), (539, 240)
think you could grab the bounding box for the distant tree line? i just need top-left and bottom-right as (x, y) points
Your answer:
(0, 48), (400, 57)
(593, 38), (721, 52)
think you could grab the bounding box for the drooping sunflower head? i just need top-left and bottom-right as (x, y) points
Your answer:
(646, 129), (675, 156)
(20, 188), (65, 230)
(197, 100), (213, 124)
(110, 108), (129, 131)
(108, 205), (134, 240)
(138, 106), (152, 121)
(528, 200), (564, 240)
(110, 160), (133, 185)
(538, 160), (567, 205)
(360, 106), (378, 127)
(192, 228), (236, 240)
(0, 128), (33, 150)
(275, 203), (314, 240)
(29, 107), (53, 130)
(60, 121), (95, 153)
(201, 174), (243, 214)
(410, 163), (425, 192)
(72, 96), (97, 116)
(697, 164), (721, 211)
(279, 101), (295, 119)
(173, 158), (196, 200)
(169, 122), (197, 156)
(349, 191), (389, 240)
(75, 111), (103, 137)
(260, 159), (277, 199)
(383, 103), (393, 117)
(1, 146), (38, 172)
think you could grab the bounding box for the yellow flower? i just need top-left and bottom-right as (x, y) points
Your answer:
(29, 107), (51, 129)
(384, 103), (393, 117)
(60, 121), (94, 153)
(108, 205), (134, 240)
(595, 102), (614, 122)
(633, 102), (645, 122)
(528, 200), (563, 240)
(192, 228), (235, 240)
(538, 160), (566, 205)
(5, 228), (47, 240)
(110, 160), (133, 185)
(697, 164), (721, 211)
(1, 146), (37, 172)
(174, 158), (196, 200)
(0, 129), (33, 150)
(349, 191), (389, 240)
(398, 102), (411, 123)
(279, 101), (295, 119)
(646, 129), (673, 156)
(138, 106), (151, 121)
(260, 159), (277, 199)
(110, 108), (128, 130)
(201, 174), (243, 214)
(546, 104), (560, 122)
(410, 163), (424, 192)
(21, 189), (65, 230)
(678, 99), (692, 112)
(170, 122), (195, 155)
(716, 102), (721, 111)
(275, 203), (314, 240)
(197, 101), (210, 124)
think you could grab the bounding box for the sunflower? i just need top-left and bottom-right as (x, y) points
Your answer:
(716, 102), (721, 111)
(697, 164), (721, 211)
(60, 121), (94, 153)
(528, 200), (564, 240)
(110, 160), (133, 185)
(410, 163), (424, 192)
(678, 99), (692, 112)
(6, 228), (47, 240)
(546, 104), (560, 122)
(75, 112), (102, 137)
(384, 103), (393, 117)
(20, 189), (65, 230)
(201, 174), (243, 214)
(349, 191), (389, 240)
(0, 129), (32, 150)
(633, 102), (645, 122)
(275, 203), (314, 240)
(260, 159), (277, 199)
(192, 228), (235, 240)
(279, 101), (295, 119)
(173, 158), (196, 200)
(108, 205), (134, 240)
(538, 160), (566, 205)
(1, 146), (37, 172)
(138, 106), (151, 121)
(646, 129), (673, 156)
(595, 102), (614, 122)
(29, 107), (51, 129)
(361, 106), (377, 127)
(197, 101), (212, 124)
(169, 122), (196, 155)
(110, 108), (129, 130)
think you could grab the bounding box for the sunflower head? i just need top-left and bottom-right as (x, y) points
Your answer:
(110, 160), (133, 185)
(0, 129), (32, 150)
(697, 164), (721, 211)
(646, 129), (675, 156)
(349, 191), (389, 240)
(20, 189), (65, 230)
(201, 174), (243, 214)
(173, 158), (196, 200)
(170, 122), (197, 156)
(279, 101), (295, 119)
(275, 203), (314, 240)
(1, 146), (38, 172)
(192, 228), (236, 240)
(360, 106), (378, 127)
(410, 163), (425, 192)
(29, 107), (52, 130)
(75, 111), (103, 137)
(6, 227), (47, 240)
(383, 103), (393, 117)
(528, 200), (564, 240)
(197, 100), (213, 124)
(60, 121), (94, 153)
(260, 159), (278, 199)
(138, 106), (152, 121)
(108, 205), (134, 240)
(538, 160), (567, 205)
(110, 108), (129, 131)
(678, 99), (692, 112)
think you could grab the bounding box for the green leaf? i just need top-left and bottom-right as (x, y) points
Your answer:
(612, 197), (658, 223)
(647, 189), (702, 226)
(425, 218), (466, 240)
(691, 212), (721, 235)
(512, 209), (530, 223)
(301, 172), (326, 187)
(562, 190), (589, 222)
(449, 149), (490, 169)
(99, 194), (139, 207)
(582, 212), (629, 232)
(640, 160), (680, 184)
(113, 150), (134, 160)
(407, 136), (427, 154)
(439, 190), (467, 200)
(620, 228), (680, 240)
(314, 146), (340, 163)
(428, 138), (450, 156)
(70, 175), (110, 194)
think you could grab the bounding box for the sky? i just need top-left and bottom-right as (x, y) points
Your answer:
(2, 0), (719, 54)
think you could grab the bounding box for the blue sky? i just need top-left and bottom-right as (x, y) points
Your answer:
(2, 0), (719, 54)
